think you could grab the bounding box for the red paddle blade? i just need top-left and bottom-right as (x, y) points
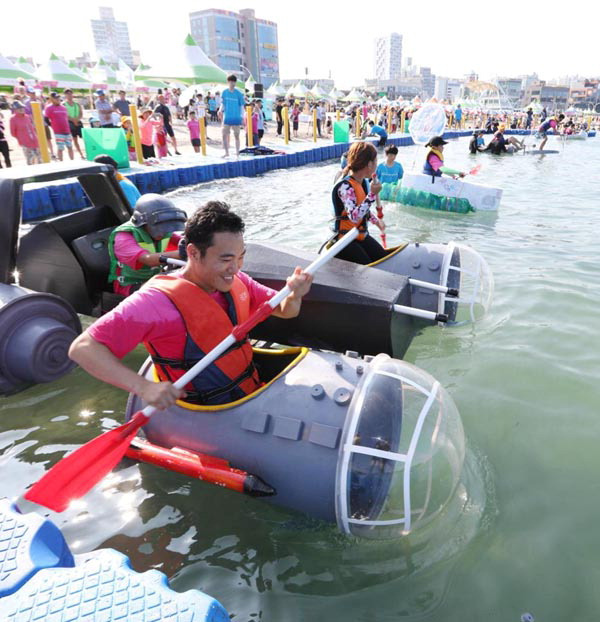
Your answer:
(24, 411), (149, 512)
(469, 164), (482, 175)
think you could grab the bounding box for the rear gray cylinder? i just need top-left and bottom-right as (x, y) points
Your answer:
(0, 283), (81, 395)
(375, 243), (457, 316)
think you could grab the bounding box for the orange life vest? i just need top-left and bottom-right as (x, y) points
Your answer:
(142, 274), (261, 405)
(331, 176), (370, 241)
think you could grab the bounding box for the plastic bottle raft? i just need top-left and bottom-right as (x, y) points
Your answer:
(0, 499), (229, 621)
(379, 173), (503, 213)
(127, 347), (466, 540)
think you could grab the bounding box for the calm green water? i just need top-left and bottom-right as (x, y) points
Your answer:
(2, 136), (600, 620)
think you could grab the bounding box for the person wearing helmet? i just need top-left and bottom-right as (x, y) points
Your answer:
(93, 154), (141, 209)
(107, 193), (186, 296)
(423, 136), (466, 179)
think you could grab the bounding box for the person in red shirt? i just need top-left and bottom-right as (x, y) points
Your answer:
(69, 201), (313, 409)
(44, 92), (74, 161)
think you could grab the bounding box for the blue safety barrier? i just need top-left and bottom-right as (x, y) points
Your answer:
(267, 156), (280, 171)
(255, 158), (268, 174)
(49, 183), (89, 214)
(246, 159), (258, 176)
(0, 499), (230, 622)
(213, 163), (228, 179)
(22, 187), (55, 221)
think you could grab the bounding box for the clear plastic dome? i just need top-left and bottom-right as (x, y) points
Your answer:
(335, 354), (465, 540)
(439, 242), (494, 325)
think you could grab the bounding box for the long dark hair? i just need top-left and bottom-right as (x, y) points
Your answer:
(343, 141), (377, 177)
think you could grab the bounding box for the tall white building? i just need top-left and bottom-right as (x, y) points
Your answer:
(374, 33), (402, 81)
(435, 77), (463, 102)
(91, 7), (134, 67)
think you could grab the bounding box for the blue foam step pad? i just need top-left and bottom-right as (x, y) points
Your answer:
(0, 500), (229, 621)
(0, 499), (73, 598)
(0, 548), (230, 622)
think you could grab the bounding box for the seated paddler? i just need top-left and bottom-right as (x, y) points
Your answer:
(330, 141), (387, 265)
(69, 201), (313, 409)
(108, 193), (186, 296)
(423, 136), (466, 180)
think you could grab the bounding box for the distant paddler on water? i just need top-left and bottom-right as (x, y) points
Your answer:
(535, 113), (565, 152)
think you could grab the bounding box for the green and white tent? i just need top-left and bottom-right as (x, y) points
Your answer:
(91, 58), (119, 89)
(116, 58), (135, 89)
(267, 80), (286, 97)
(342, 88), (364, 102)
(328, 87), (345, 100)
(17, 57), (38, 78)
(135, 35), (229, 85)
(37, 53), (92, 89)
(286, 82), (308, 98)
(0, 53), (38, 86)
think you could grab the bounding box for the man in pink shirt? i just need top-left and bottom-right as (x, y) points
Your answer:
(69, 201), (313, 409)
(44, 92), (74, 161)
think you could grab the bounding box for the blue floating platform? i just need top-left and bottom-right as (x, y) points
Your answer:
(0, 500), (229, 621)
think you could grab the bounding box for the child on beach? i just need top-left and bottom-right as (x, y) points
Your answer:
(153, 113), (168, 158)
(121, 116), (137, 161)
(243, 102), (259, 146)
(139, 108), (160, 159)
(9, 101), (41, 165)
(187, 111), (201, 153)
(291, 103), (300, 138)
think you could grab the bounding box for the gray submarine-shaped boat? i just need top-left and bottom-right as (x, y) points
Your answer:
(0, 162), (492, 395)
(126, 346), (466, 539)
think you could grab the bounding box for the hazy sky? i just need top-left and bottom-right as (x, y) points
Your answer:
(3, 0), (598, 87)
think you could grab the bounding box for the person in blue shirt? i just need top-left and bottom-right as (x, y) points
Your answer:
(375, 145), (403, 210)
(367, 120), (388, 147)
(220, 74), (245, 157)
(454, 104), (463, 128)
(375, 145), (403, 184)
(93, 154), (141, 208)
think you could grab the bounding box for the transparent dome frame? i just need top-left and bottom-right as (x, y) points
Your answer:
(335, 354), (465, 539)
(438, 241), (494, 326)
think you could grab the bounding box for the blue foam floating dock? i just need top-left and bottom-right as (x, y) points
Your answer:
(0, 499), (229, 621)
(20, 128), (596, 220)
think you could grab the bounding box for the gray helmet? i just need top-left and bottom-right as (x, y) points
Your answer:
(131, 194), (187, 239)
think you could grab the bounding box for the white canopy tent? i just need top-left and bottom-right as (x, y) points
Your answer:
(135, 35), (230, 86)
(0, 53), (38, 86)
(36, 53), (92, 89)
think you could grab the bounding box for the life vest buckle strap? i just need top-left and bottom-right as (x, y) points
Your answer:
(151, 339), (248, 371)
(177, 362), (258, 405)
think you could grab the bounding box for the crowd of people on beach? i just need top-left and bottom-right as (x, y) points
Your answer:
(1, 73), (597, 169)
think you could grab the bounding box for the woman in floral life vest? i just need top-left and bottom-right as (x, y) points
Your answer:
(330, 141), (387, 265)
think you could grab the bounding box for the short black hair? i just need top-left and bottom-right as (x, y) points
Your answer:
(185, 201), (245, 257)
(384, 145), (398, 155)
(368, 120), (374, 125)
(227, 74), (237, 82)
(93, 154), (118, 169)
